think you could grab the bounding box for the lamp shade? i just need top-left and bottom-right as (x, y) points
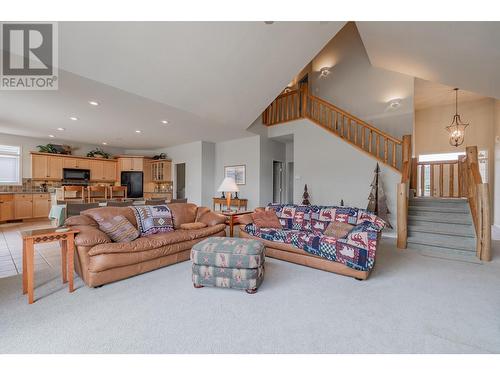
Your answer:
(217, 177), (239, 193)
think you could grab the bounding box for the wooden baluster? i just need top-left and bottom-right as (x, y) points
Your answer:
(458, 159), (463, 197)
(334, 112), (338, 132)
(420, 164), (425, 196)
(376, 135), (380, 158)
(411, 158), (418, 191)
(430, 164), (435, 197)
(353, 123), (358, 145)
(328, 108), (332, 128)
(347, 118), (351, 141)
(439, 164), (444, 197)
(286, 95), (290, 121)
(270, 101), (275, 124)
(361, 127), (365, 148)
(449, 163), (455, 197)
(384, 138), (388, 163)
(392, 142), (396, 168)
(368, 130), (373, 154)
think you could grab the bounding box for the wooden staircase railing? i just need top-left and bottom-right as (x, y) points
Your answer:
(397, 135), (412, 249)
(262, 86), (408, 172)
(415, 160), (461, 198)
(461, 146), (491, 261)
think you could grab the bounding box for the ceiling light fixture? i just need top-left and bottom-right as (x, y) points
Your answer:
(48, 134), (55, 138)
(161, 120), (169, 124)
(57, 127), (65, 131)
(69, 116), (78, 121)
(135, 130), (142, 134)
(319, 67), (331, 78)
(102, 142), (108, 145)
(445, 88), (469, 147)
(88, 100), (99, 106)
(388, 99), (401, 110)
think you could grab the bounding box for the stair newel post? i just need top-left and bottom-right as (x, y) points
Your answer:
(477, 183), (491, 261)
(397, 182), (408, 249)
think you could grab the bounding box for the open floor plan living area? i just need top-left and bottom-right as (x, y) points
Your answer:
(1, 5), (500, 369)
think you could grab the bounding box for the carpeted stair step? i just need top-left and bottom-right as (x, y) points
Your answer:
(408, 243), (482, 264)
(408, 221), (475, 237)
(408, 205), (469, 214)
(407, 211), (472, 224)
(407, 231), (476, 252)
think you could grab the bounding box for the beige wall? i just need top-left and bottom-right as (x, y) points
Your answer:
(415, 97), (497, 223)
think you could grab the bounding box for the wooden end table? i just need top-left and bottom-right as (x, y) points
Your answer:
(217, 211), (252, 237)
(21, 227), (79, 304)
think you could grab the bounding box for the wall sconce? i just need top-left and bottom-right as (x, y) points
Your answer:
(387, 98), (402, 110)
(319, 67), (331, 78)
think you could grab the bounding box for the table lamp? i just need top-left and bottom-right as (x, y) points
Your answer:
(217, 177), (239, 212)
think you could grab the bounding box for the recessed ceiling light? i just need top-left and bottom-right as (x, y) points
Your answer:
(161, 120), (169, 124)
(264, 21), (274, 25)
(57, 127), (65, 131)
(69, 116), (78, 121)
(48, 134), (55, 138)
(388, 98), (402, 110)
(88, 100), (99, 106)
(102, 142), (108, 145)
(135, 130), (142, 134)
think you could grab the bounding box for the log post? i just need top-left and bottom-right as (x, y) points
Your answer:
(397, 182), (408, 249)
(478, 183), (491, 261)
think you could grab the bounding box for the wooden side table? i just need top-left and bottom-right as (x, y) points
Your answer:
(212, 197), (248, 212)
(217, 211), (252, 237)
(21, 228), (79, 304)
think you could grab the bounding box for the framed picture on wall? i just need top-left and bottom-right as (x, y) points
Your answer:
(224, 165), (246, 185)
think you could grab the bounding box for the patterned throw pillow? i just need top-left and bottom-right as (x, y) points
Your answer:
(251, 210), (282, 229)
(130, 205), (174, 236)
(95, 215), (139, 243)
(324, 221), (354, 238)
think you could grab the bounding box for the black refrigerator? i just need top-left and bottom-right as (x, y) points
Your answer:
(121, 171), (143, 198)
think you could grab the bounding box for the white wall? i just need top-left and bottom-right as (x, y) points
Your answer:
(214, 136), (261, 210)
(310, 22), (414, 140)
(259, 137), (286, 206)
(494, 100), (500, 227)
(268, 119), (400, 235)
(0, 132), (125, 179)
(201, 141), (215, 207)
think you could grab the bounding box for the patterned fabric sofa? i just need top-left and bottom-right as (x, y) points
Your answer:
(239, 204), (386, 280)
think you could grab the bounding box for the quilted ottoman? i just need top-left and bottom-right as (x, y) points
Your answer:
(191, 237), (265, 294)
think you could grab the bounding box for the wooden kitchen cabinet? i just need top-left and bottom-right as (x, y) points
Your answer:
(63, 157), (90, 170)
(151, 160), (172, 182)
(90, 160), (117, 181)
(32, 194), (51, 218)
(32, 154), (64, 180)
(119, 157), (144, 172)
(14, 194), (33, 220)
(0, 195), (14, 221)
(103, 161), (116, 181)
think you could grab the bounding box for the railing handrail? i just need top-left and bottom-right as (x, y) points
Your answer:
(417, 160), (458, 165)
(273, 89), (300, 100)
(308, 94), (402, 145)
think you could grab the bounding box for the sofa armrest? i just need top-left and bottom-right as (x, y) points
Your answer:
(197, 211), (227, 226)
(71, 225), (111, 247)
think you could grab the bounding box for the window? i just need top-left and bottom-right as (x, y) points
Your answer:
(0, 145), (21, 185)
(418, 152), (465, 163)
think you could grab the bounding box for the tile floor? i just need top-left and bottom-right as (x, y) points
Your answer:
(0, 220), (61, 278)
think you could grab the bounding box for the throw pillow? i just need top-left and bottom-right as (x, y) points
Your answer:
(251, 210), (282, 229)
(95, 215), (139, 243)
(130, 205), (174, 236)
(180, 222), (207, 230)
(324, 221), (354, 238)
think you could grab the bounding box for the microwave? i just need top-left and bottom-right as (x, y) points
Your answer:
(63, 168), (91, 182)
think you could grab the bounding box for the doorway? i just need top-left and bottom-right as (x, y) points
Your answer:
(273, 161), (284, 204)
(175, 163), (186, 199)
(287, 162), (294, 204)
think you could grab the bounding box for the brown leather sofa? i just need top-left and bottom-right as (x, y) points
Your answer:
(65, 203), (226, 287)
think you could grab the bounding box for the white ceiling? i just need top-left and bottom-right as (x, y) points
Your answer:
(0, 21), (345, 149)
(356, 22), (500, 100)
(414, 78), (488, 111)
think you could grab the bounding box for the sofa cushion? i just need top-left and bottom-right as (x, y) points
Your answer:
(65, 214), (99, 228)
(266, 204), (312, 230)
(95, 215), (140, 243)
(251, 210), (281, 229)
(88, 223), (226, 256)
(180, 222), (207, 230)
(168, 203), (198, 229)
(82, 206), (138, 228)
(324, 221), (354, 238)
(130, 205), (174, 236)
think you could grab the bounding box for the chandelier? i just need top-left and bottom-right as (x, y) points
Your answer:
(446, 88), (469, 147)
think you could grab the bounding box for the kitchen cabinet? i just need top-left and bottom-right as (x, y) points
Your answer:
(63, 157), (90, 170)
(119, 157), (143, 172)
(151, 160), (172, 182)
(14, 194), (33, 220)
(32, 194), (51, 218)
(0, 195), (14, 221)
(90, 160), (117, 181)
(31, 154), (63, 180)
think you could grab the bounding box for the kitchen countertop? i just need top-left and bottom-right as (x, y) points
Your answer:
(0, 191), (50, 194)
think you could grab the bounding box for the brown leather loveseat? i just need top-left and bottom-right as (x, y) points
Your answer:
(65, 203), (226, 287)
